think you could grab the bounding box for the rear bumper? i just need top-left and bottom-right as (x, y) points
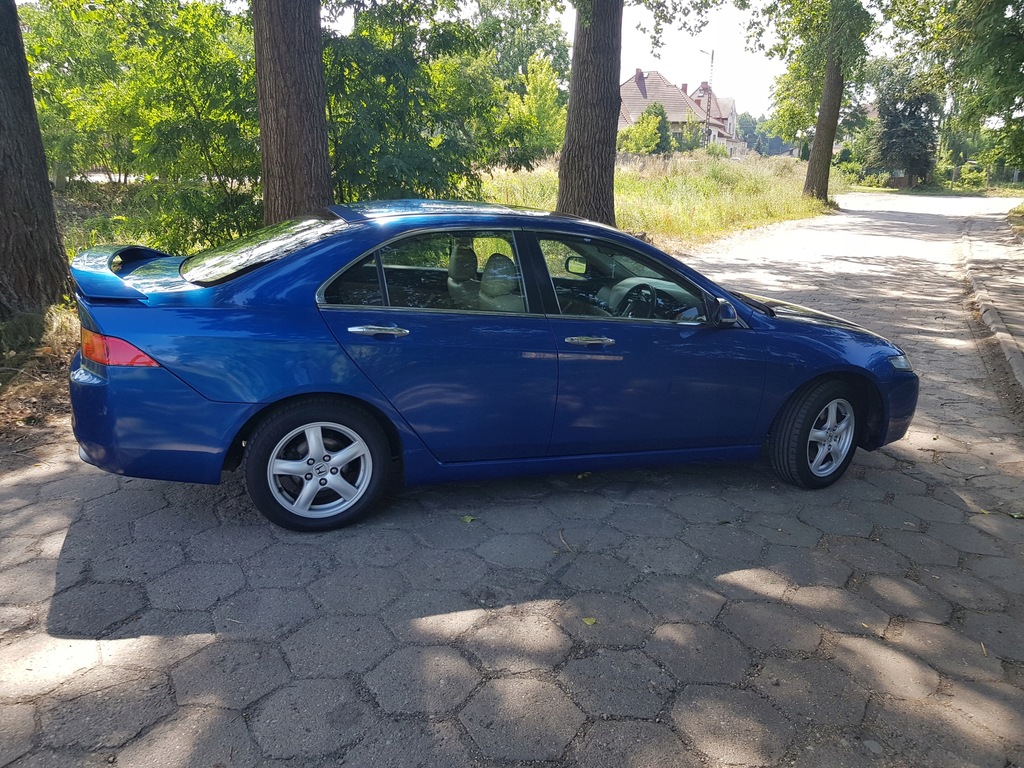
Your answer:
(70, 352), (257, 484)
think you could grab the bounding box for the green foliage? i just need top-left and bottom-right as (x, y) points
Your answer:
(872, 55), (941, 182)
(470, 0), (570, 93)
(508, 55), (568, 160)
(22, 0), (262, 252)
(617, 103), (676, 155)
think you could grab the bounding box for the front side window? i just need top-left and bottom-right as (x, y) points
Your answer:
(537, 235), (707, 322)
(322, 230), (528, 313)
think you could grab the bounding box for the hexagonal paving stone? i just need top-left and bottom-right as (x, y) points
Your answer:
(558, 553), (641, 592)
(645, 623), (750, 684)
(475, 533), (559, 569)
(398, 549), (488, 591)
(683, 525), (766, 562)
(90, 540), (185, 582)
(573, 720), (700, 767)
(251, 679), (370, 759)
(832, 635), (939, 699)
(459, 678), (585, 761)
(880, 529), (960, 566)
(618, 536), (704, 576)
(46, 581), (147, 637)
(630, 576), (726, 623)
(858, 575), (952, 624)
(0, 559), (58, 605)
(462, 612), (571, 673)
(382, 589), (486, 643)
(672, 685), (795, 766)
(283, 615), (395, 676)
(342, 719), (477, 768)
(99, 610), (216, 669)
(960, 611), (1024, 663)
(754, 657), (869, 725)
(309, 566), (405, 614)
(330, 527), (418, 567)
(0, 634), (100, 698)
(964, 556), (1024, 596)
(242, 543), (334, 589)
(212, 588), (316, 639)
(0, 703), (35, 767)
(113, 706), (260, 768)
(539, 491), (615, 520)
(147, 563), (244, 611)
(185, 525), (275, 563)
(40, 669), (174, 750)
(761, 544), (853, 587)
(364, 646), (479, 715)
(743, 513), (822, 547)
(722, 601), (822, 653)
(553, 592), (654, 647)
(944, 679), (1024, 743)
(559, 649), (673, 718)
(700, 565), (792, 600)
(892, 621), (1004, 681)
(171, 641), (290, 709)
(924, 522), (1003, 555)
(787, 585), (890, 636)
(919, 566), (1008, 611)
(607, 507), (686, 537)
(823, 537), (910, 575)
(863, 697), (1007, 768)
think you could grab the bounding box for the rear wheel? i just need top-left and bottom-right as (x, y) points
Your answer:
(244, 399), (390, 531)
(770, 380), (860, 489)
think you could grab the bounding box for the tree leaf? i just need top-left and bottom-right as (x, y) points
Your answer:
(581, 617), (597, 626)
(461, 515), (477, 524)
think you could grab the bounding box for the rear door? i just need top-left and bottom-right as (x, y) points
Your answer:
(318, 229), (558, 463)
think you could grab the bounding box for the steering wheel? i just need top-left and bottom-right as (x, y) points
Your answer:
(615, 283), (658, 318)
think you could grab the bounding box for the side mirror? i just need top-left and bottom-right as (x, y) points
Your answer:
(565, 255), (587, 276)
(710, 297), (738, 328)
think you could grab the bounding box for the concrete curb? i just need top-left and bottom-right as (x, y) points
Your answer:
(968, 267), (1024, 392)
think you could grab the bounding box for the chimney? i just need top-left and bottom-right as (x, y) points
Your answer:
(700, 81), (709, 91)
(680, 83), (688, 94)
(634, 69), (647, 98)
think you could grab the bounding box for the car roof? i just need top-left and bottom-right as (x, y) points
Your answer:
(327, 199), (586, 225)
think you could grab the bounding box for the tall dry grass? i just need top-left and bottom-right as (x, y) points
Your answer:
(484, 152), (840, 247)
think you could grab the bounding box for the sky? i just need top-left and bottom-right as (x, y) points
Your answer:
(560, 4), (787, 119)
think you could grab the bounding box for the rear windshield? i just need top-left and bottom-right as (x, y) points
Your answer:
(180, 212), (347, 286)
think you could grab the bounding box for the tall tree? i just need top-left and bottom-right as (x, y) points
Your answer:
(252, 0), (332, 224)
(556, 0), (624, 226)
(873, 55), (941, 186)
(0, 0), (68, 322)
(754, 0), (873, 200)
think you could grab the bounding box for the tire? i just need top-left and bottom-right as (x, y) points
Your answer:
(244, 399), (390, 531)
(769, 380), (860, 489)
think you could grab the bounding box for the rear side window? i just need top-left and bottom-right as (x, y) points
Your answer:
(181, 212), (346, 286)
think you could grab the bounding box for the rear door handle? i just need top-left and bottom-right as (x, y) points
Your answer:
(348, 325), (410, 338)
(565, 336), (615, 347)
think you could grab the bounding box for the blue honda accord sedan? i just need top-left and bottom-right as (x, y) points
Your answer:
(69, 201), (918, 531)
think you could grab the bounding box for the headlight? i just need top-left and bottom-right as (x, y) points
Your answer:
(889, 354), (913, 372)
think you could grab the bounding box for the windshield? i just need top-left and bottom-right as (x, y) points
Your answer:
(181, 212), (347, 286)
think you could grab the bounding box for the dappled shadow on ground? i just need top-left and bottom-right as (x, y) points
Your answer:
(2, 194), (1023, 765)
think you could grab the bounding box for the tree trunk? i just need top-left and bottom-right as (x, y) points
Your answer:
(556, 0), (624, 227)
(803, 47), (844, 201)
(252, 0), (332, 225)
(0, 0), (69, 323)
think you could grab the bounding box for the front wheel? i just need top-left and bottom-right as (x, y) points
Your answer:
(244, 399), (390, 531)
(769, 380), (860, 489)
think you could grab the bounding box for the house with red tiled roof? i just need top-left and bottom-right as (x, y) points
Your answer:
(620, 70), (746, 156)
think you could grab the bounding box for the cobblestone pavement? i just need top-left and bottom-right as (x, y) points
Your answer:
(2, 193), (1023, 767)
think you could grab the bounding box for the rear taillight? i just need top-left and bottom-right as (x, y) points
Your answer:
(81, 329), (160, 367)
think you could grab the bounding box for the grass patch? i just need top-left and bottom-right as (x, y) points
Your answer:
(484, 153), (836, 248)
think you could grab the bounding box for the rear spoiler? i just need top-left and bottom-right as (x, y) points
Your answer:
(70, 245), (175, 301)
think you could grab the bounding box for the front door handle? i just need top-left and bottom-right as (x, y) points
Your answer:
(348, 325), (410, 338)
(565, 336), (615, 347)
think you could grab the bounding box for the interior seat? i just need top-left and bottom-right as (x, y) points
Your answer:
(478, 253), (525, 313)
(447, 244), (481, 309)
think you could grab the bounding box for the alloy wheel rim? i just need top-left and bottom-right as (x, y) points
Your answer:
(266, 422), (372, 518)
(806, 398), (855, 478)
